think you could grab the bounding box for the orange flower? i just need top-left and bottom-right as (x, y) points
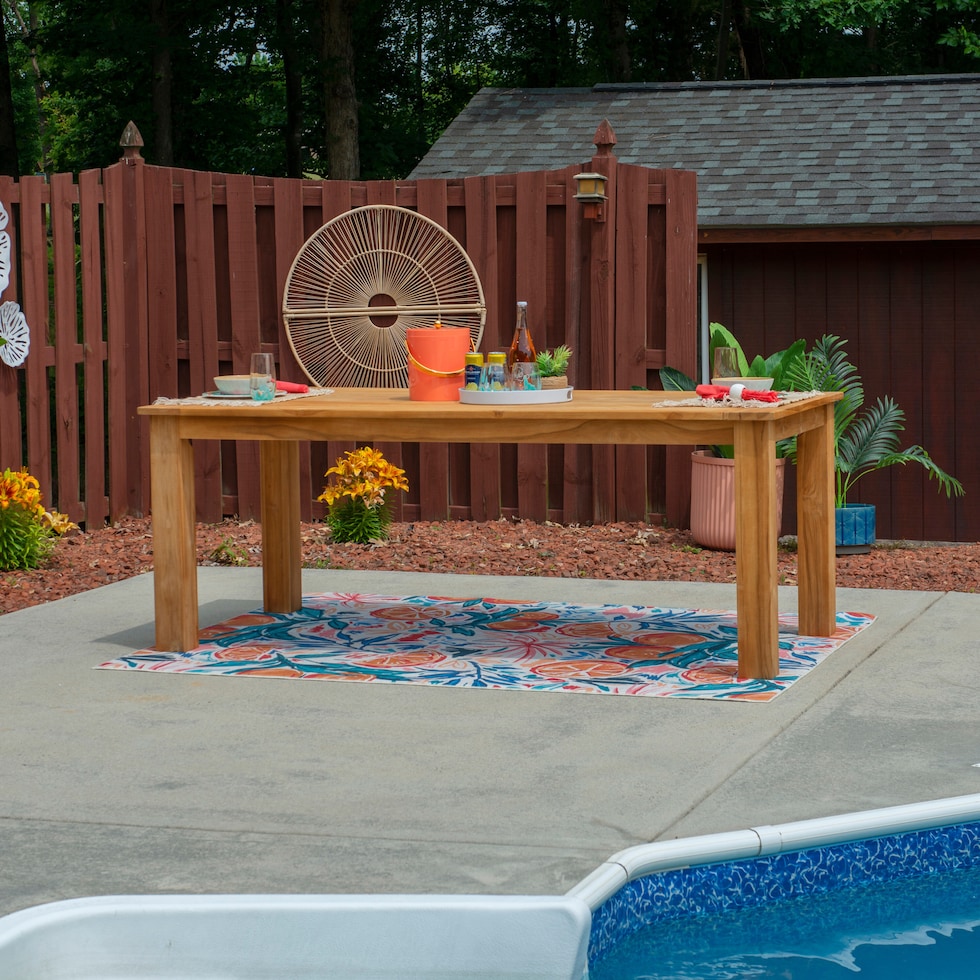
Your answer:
(318, 446), (409, 508)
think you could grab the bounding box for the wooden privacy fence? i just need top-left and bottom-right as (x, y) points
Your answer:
(0, 127), (698, 530)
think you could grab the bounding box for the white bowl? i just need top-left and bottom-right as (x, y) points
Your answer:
(213, 375), (251, 395)
(712, 376), (774, 391)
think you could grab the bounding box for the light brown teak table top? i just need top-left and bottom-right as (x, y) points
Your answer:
(139, 388), (841, 680)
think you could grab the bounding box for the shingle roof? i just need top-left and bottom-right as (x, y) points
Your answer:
(409, 75), (980, 228)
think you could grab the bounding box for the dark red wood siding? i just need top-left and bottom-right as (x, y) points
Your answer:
(705, 241), (978, 542)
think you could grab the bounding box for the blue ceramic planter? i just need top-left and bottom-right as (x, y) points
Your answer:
(836, 503), (876, 554)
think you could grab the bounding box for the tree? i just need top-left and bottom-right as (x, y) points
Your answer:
(149, 0), (173, 166)
(0, 0), (976, 181)
(276, 0), (305, 177)
(0, 6), (19, 174)
(756, 0), (980, 76)
(321, 0), (359, 178)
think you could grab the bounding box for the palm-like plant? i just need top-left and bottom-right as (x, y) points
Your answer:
(785, 335), (964, 508)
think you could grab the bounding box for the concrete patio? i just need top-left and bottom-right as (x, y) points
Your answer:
(2, 566), (978, 916)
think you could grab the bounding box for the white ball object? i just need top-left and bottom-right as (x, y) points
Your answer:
(728, 383), (745, 401)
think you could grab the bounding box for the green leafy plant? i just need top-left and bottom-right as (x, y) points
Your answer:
(659, 322), (807, 457)
(784, 335), (964, 508)
(208, 537), (249, 566)
(318, 446), (409, 544)
(0, 468), (77, 571)
(535, 344), (573, 377)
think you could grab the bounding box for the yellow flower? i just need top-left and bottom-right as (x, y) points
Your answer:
(318, 447), (409, 510)
(41, 509), (79, 535)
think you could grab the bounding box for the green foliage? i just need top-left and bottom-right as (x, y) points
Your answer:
(758, 0), (980, 75)
(208, 537), (249, 566)
(783, 335), (965, 507)
(0, 467), (55, 571)
(6, 0), (980, 179)
(535, 344), (573, 377)
(327, 497), (393, 545)
(0, 502), (53, 570)
(318, 445), (408, 544)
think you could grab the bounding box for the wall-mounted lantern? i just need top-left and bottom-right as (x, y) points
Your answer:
(573, 171), (608, 221)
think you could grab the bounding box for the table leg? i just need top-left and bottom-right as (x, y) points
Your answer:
(149, 416), (199, 651)
(260, 440), (302, 613)
(733, 421), (779, 679)
(796, 403), (837, 636)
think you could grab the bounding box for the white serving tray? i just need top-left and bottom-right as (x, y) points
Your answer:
(458, 386), (573, 404)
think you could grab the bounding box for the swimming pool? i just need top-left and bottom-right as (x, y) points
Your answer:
(2, 795), (979, 978)
(571, 793), (980, 979)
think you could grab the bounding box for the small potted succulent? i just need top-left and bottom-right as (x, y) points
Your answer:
(535, 344), (573, 389)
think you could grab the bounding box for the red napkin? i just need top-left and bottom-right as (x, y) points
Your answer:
(696, 384), (779, 403)
(276, 380), (309, 393)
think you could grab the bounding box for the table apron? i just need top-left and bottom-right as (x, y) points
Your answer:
(170, 416), (810, 447)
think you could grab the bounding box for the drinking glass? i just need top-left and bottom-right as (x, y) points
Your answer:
(712, 347), (739, 384)
(250, 352), (276, 401)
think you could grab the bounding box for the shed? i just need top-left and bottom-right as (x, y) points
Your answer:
(412, 74), (980, 542)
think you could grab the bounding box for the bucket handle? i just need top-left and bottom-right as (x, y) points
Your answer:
(407, 351), (465, 378)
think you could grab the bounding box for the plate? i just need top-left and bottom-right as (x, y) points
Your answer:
(458, 386), (573, 405)
(203, 390), (286, 399)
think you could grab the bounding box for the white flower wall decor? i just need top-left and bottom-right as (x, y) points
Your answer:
(0, 199), (30, 367)
(0, 301), (30, 367)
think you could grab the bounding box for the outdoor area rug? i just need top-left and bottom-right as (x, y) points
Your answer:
(97, 593), (875, 702)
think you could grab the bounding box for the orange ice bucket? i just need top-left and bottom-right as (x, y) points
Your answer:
(406, 327), (470, 401)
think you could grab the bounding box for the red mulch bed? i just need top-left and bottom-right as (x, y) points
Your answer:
(2, 517), (977, 615)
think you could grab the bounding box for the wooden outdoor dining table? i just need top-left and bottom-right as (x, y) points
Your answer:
(138, 388), (842, 680)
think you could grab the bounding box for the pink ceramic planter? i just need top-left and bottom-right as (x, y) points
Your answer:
(690, 450), (787, 551)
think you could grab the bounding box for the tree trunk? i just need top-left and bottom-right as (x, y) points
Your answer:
(150, 0), (174, 165)
(277, 0), (304, 178)
(320, 0), (360, 179)
(5, 0), (46, 171)
(715, 0), (732, 80)
(731, 0), (769, 79)
(602, 0), (631, 82)
(0, 9), (19, 175)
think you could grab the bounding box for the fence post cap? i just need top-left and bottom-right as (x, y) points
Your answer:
(593, 120), (617, 156)
(119, 121), (145, 164)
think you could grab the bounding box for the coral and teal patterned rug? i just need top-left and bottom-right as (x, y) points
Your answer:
(98, 593), (875, 702)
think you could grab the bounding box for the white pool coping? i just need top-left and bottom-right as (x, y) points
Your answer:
(567, 791), (980, 910)
(0, 893), (591, 980)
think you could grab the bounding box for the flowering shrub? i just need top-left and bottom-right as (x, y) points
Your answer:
(318, 447), (409, 544)
(0, 468), (77, 570)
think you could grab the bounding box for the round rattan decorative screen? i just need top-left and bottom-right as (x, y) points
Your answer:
(282, 205), (486, 388)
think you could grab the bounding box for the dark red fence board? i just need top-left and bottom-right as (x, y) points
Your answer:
(463, 174), (502, 522)
(223, 173), (263, 518)
(0, 176), (22, 476)
(50, 172), (82, 523)
(415, 178), (452, 521)
(614, 163), (650, 521)
(19, 176), (52, 498)
(78, 169), (108, 528)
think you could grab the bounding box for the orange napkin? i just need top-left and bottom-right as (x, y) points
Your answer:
(696, 384), (779, 403)
(276, 380), (309, 393)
